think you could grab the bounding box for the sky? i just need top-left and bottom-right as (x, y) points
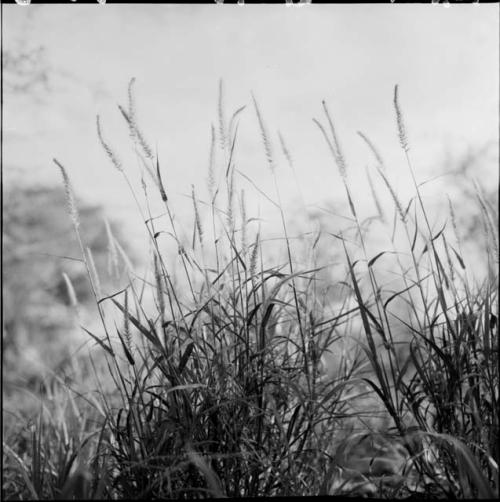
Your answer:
(3, 3), (499, 260)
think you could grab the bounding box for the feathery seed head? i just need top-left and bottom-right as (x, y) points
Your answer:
(153, 253), (166, 317)
(118, 101), (154, 160)
(207, 124), (216, 199)
(218, 79), (226, 150)
(123, 288), (131, 350)
(322, 100), (347, 180)
(249, 232), (260, 278)
(447, 196), (460, 247)
(226, 164), (235, 229)
(278, 131), (294, 169)
(357, 131), (385, 170)
(96, 115), (123, 172)
(128, 78), (137, 122)
(252, 93), (276, 172)
(240, 189), (248, 255)
(191, 184), (204, 246)
(54, 158), (80, 229)
(394, 85), (409, 153)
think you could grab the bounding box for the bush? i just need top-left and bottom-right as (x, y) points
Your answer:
(3, 81), (498, 499)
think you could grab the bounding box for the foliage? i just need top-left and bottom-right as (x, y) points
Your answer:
(3, 81), (498, 499)
(2, 181), (131, 425)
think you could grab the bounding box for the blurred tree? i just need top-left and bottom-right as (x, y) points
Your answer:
(2, 5), (130, 389)
(443, 142), (498, 243)
(3, 5), (54, 99)
(2, 181), (131, 387)
(3, 43), (51, 96)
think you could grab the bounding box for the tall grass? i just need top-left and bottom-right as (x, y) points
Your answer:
(3, 81), (498, 499)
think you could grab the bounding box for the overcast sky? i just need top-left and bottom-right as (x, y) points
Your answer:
(3, 3), (499, 256)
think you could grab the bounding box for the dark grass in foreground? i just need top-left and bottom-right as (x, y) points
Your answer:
(3, 81), (498, 499)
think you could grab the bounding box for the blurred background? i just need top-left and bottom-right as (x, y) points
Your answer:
(2, 3), (498, 421)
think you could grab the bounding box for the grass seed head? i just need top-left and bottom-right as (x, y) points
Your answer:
(191, 184), (204, 247)
(394, 84), (409, 153)
(207, 123), (216, 199)
(96, 116), (123, 172)
(54, 158), (80, 229)
(252, 93), (276, 172)
(218, 78), (226, 150)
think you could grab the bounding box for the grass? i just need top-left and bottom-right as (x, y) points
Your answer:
(3, 80), (498, 499)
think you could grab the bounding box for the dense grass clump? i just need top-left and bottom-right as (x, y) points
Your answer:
(3, 80), (498, 499)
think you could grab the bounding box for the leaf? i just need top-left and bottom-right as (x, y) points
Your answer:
(97, 286), (128, 305)
(403, 197), (414, 220)
(362, 378), (392, 410)
(156, 154), (168, 202)
(115, 326), (135, 365)
(431, 221), (447, 242)
(178, 342), (195, 374)
(368, 251), (390, 268)
(222, 226), (246, 270)
(490, 314), (497, 331)
(259, 302), (276, 350)
(81, 327), (115, 357)
(166, 383), (207, 395)
(312, 228), (322, 250)
(316, 382), (349, 410)
(395, 352), (413, 390)
(112, 298), (162, 350)
(246, 302), (262, 327)
(286, 404), (302, 443)
(346, 191), (357, 219)
(411, 214), (419, 252)
(260, 268), (321, 323)
(343, 243), (394, 418)
(228, 105), (246, 136)
(383, 273), (432, 310)
(450, 244), (466, 270)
